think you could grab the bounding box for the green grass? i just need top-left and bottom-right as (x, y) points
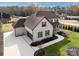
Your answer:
(44, 30), (79, 56)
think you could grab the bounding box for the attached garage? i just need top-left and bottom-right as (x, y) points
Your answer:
(13, 18), (27, 37)
(15, 27), (27, 37)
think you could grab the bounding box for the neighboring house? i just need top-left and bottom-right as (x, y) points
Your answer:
(59, 13), (67, 20)
(13, 11), (60, 42)
(60, 14), (79, 20)
(65, 16), (79, 20)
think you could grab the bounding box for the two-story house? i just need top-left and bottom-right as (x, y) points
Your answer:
(13, 11), (60, 42)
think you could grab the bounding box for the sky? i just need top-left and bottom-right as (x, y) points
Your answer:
(0, 2), (79, 7)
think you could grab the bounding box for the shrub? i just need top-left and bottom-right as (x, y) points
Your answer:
(57, 31), (68, 37)
(34, 49), (45, 56)
(30, 36), (58, 46)
(0, 21), (2, 32)
(31, 41), (42, 46)
(74, 26), (77, 32)
(76, 27), (79, 32)
(70, 26), (73, 31)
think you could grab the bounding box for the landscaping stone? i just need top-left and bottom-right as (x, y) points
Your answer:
(34, 49), (45, 56)
(67, 47), (79, 56)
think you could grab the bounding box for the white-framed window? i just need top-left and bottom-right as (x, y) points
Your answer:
(42, 22), (46, 27)
(38, 32), (43, 38)
(45, 30), (50, 36)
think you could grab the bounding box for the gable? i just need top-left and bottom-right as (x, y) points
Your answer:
(33, 17), (53, 31)
(13, 19), (27, 28)
(24, 15), (44, 31)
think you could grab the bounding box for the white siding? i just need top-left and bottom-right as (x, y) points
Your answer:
(33, 18), (53, 42)
(25, 26), (32, 34)
(15, 27), (27, 36)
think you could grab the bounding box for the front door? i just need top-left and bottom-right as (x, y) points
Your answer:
(27, 31), (33, 40)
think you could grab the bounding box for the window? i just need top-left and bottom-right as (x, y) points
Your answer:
(42, 22), (46, 27)
(54, 19), (58, 22)
(52, 19), (55, 22)
(45, 30), (50, 36)
(38, 32), (43, 38)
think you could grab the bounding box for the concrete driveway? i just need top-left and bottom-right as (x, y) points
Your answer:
(4, 31), (34, 56)
(4, 31), (64, 56)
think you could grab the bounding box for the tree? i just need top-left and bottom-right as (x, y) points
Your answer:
(0, 21), (2, 32)
(77, 27), (79, 32)
(77, 20), (79, 22)
(74, 26), (77, 32)
(70, 26), (73, 31)
(69, 5), (79, 16)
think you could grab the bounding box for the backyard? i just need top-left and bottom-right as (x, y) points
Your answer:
(44, 30), (79, 56)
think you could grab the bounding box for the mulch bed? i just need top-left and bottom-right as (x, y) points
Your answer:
(57, 31), (68, 37)
(0, 32), (3, 56)
(30, 35), (58, 47)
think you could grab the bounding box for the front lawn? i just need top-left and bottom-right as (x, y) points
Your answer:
(44, 30), (79, 56)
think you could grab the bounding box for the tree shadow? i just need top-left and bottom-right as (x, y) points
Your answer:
(44, 37), (70, 56)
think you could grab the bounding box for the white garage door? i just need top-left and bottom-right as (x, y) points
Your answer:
(15, 27), (27, 37)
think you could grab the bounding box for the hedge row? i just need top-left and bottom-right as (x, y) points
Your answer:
(60, 24), (79, 32)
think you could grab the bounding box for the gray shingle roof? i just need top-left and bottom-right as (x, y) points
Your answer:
(24, 11), (59, 30)
(35, 11), (59, 19)
(24, 15), (44, 30)
(13, 19), (26, 28)
(14, 11), (59, 31)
